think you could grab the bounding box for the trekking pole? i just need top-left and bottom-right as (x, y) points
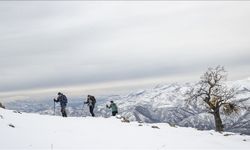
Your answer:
(53, 99), (55, 116)
(82, 99), (86, 117)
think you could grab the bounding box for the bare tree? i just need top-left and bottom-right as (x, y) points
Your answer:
(187, 66), (239, 132)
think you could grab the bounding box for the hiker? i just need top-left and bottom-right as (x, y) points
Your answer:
(106, 101), (118, 116)
(0, 102), (5, 109)
(54, 92), (68, 117)
(84, 95), (96, 117)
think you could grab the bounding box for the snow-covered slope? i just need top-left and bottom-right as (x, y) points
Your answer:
(100, 80), (250, 135)
(5, 79), (250, 135)
(0, 108), (249, 150)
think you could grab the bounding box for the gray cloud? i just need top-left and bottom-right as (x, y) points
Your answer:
(0, 1), (250, 94)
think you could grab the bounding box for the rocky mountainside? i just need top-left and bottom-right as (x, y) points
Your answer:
(5, 79), (250, 135)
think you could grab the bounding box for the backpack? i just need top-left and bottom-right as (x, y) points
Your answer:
(61, 94), (68, 104)
(89, 95), (96, 104)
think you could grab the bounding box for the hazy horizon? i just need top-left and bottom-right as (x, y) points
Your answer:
(0, 1), (250, 101)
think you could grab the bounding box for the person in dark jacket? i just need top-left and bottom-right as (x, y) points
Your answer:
(54, 92), (68, 117)
(84, 95), (96, 117)
(106, 101), (118, 116)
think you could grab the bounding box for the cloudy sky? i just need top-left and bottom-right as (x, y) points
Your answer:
(0, 1), (250, 100)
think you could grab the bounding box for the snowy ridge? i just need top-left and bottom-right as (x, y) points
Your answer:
(5, 79), (250, 135)
(0, 108), (249, 149)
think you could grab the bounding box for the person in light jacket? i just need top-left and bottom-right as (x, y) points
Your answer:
(106, 101), (118, 116)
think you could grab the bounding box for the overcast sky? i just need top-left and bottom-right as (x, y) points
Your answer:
(0, 1), (250, 100)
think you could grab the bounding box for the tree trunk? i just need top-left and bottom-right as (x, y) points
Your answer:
(213, 110), (224, 132)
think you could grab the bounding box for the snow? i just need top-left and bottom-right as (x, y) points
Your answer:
(0, 108), (249, 150)
(4, 78), (250, 135)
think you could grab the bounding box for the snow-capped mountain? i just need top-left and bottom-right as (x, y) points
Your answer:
(5, 78), (250, 135)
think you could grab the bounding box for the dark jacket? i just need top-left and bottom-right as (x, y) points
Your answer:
(54, 94), (68, 107)
(85, 95), (96, 107)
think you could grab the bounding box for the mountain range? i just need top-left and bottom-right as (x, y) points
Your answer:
(5, 78), (250, 135)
